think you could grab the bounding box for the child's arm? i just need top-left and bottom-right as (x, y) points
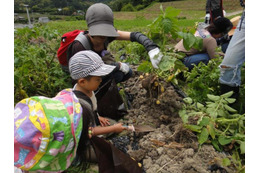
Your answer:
(91, 123), (126, 136)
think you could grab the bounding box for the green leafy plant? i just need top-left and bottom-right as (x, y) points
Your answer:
(179, 91), (245, 172)
(147, 5), (180, 51)
(137, 5), (204, 85)
(183, 58), (222, 103)
(137, 6), (188, 84)
(14, 25), (71, 104)
(177, 31), (203, 51)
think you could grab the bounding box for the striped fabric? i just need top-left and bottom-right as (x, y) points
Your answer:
(69, 50), (115, 80)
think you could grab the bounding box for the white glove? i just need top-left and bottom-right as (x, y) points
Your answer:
(148, 47), (163, 69)
(205, 13), (210, 24)
(223, 10), (226, 17)
(119, 62), (130, 74)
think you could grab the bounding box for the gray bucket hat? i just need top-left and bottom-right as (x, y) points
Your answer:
(86, 3), (119, 37)
(69, 50), (116, 80)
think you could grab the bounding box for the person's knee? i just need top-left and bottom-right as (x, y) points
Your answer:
(220, 65), (230, 68)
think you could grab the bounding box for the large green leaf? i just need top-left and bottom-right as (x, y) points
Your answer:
(198, 127), (209, 144)
(179, 110), (189, 124)
(208, 122), (216, 139)
(221, 91), (233, 98)
(225, 98), (236, 104)
(137, 61), (152, 73)
(222, 158), (231, 166)
(158, 55), (176, 71)
(161, 18), (173, 34)
(165, 6), (181, 18)
(183, 97), (193, 104)
(212, 139), (221, 151)
(198, 116), (210, 126)
(207, 94), (220, 101)
(183, 33), (196, 50)
(224, 104), (237, 113)
(218, 135), (232, 145)
(206, 107), (218, 119)
(184, 124), (202, 133)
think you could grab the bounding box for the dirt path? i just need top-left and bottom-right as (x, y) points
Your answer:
(225, 10), (243, 17)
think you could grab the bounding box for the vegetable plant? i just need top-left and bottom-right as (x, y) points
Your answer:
(14, 24), (71, 104)
(183, 57), (222, 103)
(179, 92), (245, 172)
(137, 5), (203, 86)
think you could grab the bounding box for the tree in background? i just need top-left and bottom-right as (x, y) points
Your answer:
(14, 0), (178, 14)
(121, 3), (136, 11)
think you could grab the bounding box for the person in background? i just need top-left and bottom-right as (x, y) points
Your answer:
(217, 16), (241, 53)
(205, 0), (226, 24)
(174, 17), (232, 70)
(219, 0), (245, 99)
(67, 3), (163, 86)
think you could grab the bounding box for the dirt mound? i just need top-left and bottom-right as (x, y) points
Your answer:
(120, 66), (237, 173)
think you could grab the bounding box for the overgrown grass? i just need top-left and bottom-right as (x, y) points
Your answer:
(46, 17), (200, 35)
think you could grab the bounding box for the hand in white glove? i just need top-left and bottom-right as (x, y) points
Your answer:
(148, 47), (163, 69)
(223, 10), (226, 17)
(119, 62), (130, 74)
(204, 13), (210, 24)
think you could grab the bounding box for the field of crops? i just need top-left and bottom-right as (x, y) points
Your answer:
(14, 0), (245, 172)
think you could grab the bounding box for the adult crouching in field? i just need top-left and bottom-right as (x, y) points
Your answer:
(174, 17), (232, 71)
(67, 3), (163, 86)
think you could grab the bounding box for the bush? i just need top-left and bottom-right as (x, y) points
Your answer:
(135, 4), (145, 11)
(14, 25), (71, 104)
(121, 3), (136, 12)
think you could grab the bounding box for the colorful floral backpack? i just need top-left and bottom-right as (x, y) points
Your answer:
(14, 89), (83, 172)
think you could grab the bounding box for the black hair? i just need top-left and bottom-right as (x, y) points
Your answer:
(71, 75), (93, 86)
(206, 17), (233, 35)
(72, 99), (96, 171)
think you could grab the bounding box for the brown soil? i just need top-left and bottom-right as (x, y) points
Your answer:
(119, 65), (237, 173)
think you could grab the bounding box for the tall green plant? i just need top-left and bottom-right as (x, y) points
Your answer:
(138, 5), (204, 85)
(14, 25), (71, 104)
(147, 5), (180, 51)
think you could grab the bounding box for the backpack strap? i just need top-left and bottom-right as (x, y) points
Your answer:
(74, 32), (91, 50)
(78, 98), (100, 126)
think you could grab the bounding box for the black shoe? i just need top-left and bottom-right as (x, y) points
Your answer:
(220, 84), (239, 100)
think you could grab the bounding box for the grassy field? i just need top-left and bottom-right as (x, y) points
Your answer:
(113, 0), (243, 20)
(46, 0), (243, 34)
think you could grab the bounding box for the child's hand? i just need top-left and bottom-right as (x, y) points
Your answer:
(113, 123), (127, 133)
(98, 116), (110, 126)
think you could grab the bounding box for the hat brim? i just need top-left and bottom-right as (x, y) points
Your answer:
(88, 23), (119, 37)
(88, 63), (116, 76)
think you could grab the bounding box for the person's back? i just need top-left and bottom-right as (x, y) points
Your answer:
(174, 28), (217, 58)
(14, 89), (83, 173)
(174, 17), (232, 70)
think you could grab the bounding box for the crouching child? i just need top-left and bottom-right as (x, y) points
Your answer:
(14, 50), (142, 173)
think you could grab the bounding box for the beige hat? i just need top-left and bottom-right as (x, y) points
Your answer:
(228, 16), (241, 36)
